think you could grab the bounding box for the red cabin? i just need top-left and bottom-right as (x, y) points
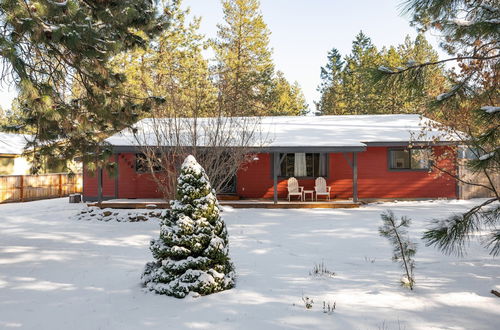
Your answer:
(83, 114), (459, 203)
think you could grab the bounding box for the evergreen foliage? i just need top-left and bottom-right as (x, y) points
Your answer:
(270, 71), (308, 116)
(141, 155), (235, 298)
(316, 31), (447, 115)
(213, 0), (274, 116)
(113, 0), (307, 118)
(378, 0), (499, 256)
(213, 0), (307, 116)
(379, 210), (417, 290)
(110, 0), (216, 119)
(0, 0), (170, 172)
(423, 107), (499, 256)
(316, 48), (344, 115)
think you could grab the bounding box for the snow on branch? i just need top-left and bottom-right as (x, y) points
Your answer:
(480, 106), (500, 114)
(436, 85), (460, 101)
(47, 0), (68, 6)
(479, 151), (496, 161)
(377, 66), (394, 74)
(436, 91), (453, 101)
(451, 19), (473, 26)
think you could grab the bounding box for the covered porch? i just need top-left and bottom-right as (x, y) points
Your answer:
(90, 146), (365, 204)
(88, 145), (364, 209)
(265, 145), (365, 204)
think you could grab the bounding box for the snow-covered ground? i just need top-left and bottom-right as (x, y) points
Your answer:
(0, 198), (498, 330)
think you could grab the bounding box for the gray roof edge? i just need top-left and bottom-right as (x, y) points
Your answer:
(363, 141), (459, 146)
(109, 145), (367, 154)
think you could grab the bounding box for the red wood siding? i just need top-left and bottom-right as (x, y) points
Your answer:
(83, 153), (163, 200)
(117, 153), (163, 199)
(83, 147), (457, 200)
(102, 165), (115, 197)
(82, 158), (116, 199)
(356, 146), (456, 199)
(83, 163), (98, 197)
(236, 147), (457, 199)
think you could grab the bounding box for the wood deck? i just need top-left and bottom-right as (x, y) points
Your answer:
(88, 198), (361, 209)
(220, 199), (360, 209)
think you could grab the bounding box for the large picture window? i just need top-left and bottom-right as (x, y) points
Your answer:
(388, 148), (431, 170)
(278, 153), (328, 178)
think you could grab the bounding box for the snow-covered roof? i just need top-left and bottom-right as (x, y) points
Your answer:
(0, 132), (32, 155)
(105, 114), (458, 150)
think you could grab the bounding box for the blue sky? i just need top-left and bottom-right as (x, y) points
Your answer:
(183, 0), (446, 111)
(0, 0), (446, 111)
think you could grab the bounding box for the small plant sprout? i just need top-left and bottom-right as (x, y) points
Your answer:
(301, 295), (314, 309)
(364, 256), (376, 263)
(379, 210), (417, 290)
(309, 261), (336, 277)
(322, 300), (336, 314)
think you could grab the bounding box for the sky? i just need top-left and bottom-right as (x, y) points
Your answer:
(0, 0), (447, 112)
(182, 0), (447, 111)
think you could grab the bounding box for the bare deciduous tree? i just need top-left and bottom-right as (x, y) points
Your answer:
(134, 115), (269, 200)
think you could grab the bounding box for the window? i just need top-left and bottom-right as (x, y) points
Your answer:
(389, 148), (431, 170)
(278, 153), (327, 178)
(135, 153), (162, 173)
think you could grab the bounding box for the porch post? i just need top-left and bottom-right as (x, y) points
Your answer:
(97, 166), (103, 203)
(352, 152), (358, 203)
(273, 152), (279, 204)
(114, 154), (119, 199)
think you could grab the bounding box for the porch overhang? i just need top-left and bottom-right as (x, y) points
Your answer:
(363, 141), (459, 147)
(261, 145), (366, 153)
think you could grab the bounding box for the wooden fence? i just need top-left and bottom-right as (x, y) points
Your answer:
(0, 173), (83, 203)
(458, 164), (499, 200)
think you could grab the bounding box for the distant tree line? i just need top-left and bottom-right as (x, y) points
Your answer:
(110, 0), (308, 120)
(315, 31), (448, 116)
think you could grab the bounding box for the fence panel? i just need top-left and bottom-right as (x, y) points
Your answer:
(459, 164), (499, 199)
(0, 173), (82, 203)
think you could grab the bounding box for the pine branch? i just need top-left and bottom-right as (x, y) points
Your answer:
(379, 53), (500, 75)
(423, 198), (499, 256)
(431, 163), (494, 192)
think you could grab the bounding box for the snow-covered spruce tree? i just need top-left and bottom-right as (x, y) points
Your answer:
(379, 210), (417, 290)
(141, 155), (235, 298)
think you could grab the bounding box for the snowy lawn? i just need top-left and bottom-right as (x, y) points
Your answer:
(0, 198), (498, 330)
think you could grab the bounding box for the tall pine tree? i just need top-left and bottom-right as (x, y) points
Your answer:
(110, 0), (216, 119)
(342, 31), (381, 115)
(315, 48), (345, 115)
(213, 0), (275, 116)
(270, 71), (308, 116)
(0, 0), (170, 172)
